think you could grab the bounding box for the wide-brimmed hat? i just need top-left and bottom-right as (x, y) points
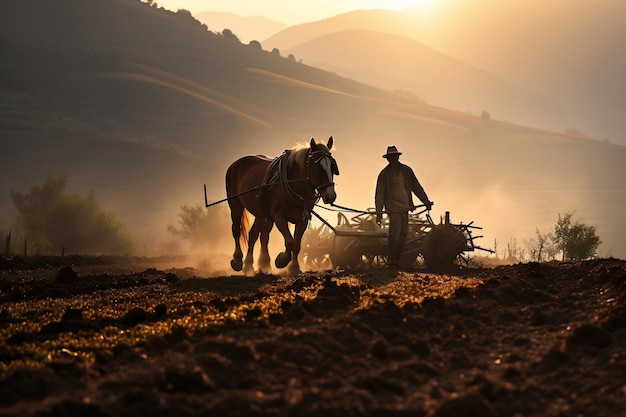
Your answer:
(383, 145), (402, 158)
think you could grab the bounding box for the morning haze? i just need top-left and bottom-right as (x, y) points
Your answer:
(0, 0), (624, 261)
(262, 0), (626, 145)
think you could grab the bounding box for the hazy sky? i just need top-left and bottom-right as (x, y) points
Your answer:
(155, 0), (438, 24)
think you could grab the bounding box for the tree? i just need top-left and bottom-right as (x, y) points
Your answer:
(503, 238), (524, 261)
(167, 203), (231, 249)
(221, 29), (240, 43)
(248, 40), (262, 50)
(524, 228), (559, 262)
(553, 211), (601, 260)
(10, 175), (135, 255)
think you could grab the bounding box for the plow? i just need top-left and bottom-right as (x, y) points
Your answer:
(303, 208), (493, 270)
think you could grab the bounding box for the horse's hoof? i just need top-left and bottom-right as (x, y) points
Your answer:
(230, 259), (243, 271)
(275, 253), (291, 269)
(258, 257), (271, 274)
(287, 266), (303, 276)
(243, 264), (255, 277)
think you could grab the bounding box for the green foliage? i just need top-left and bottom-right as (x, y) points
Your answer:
(553, 211), (601, 260)
(517, 212), (601, 262)
(524, 228), (559, 262)
(9, 175), (135, 255)
(167, 203), (231, 248)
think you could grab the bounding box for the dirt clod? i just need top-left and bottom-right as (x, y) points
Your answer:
(56, 266), (77, 284)
(0, 256), (624, 416)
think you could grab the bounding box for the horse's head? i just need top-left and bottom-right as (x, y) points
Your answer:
(308, 136), (338, 204)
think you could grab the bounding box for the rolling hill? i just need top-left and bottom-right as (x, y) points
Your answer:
(264, 1), (626, 144)
(1, 0), (625, 260)
(283, 29), (571, 130)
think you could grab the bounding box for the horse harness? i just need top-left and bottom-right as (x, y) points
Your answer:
(257, 148), (338, 220)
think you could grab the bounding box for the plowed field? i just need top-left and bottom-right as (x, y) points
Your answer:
(1, 256), (625, 416)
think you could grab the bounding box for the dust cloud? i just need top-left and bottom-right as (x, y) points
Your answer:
(83, 118), (625, 266)
(314, 128), (624, 261)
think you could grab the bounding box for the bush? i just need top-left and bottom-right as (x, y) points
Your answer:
(248, 40), (262, 50)
(553, 211), (601, 260)
(221, 29), (240, 43)
(511, 211), (601, 262)
(524, 228), (559, 262)
(9, 175), (135, 255)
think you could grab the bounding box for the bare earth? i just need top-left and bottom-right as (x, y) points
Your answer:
(0, 256), (625, 417)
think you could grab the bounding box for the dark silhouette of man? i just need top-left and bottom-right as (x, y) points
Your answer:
(375, 146), (433, 268)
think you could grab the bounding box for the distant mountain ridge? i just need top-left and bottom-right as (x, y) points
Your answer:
(265, 2), (626, 143)
(285, 29), (570, 130)
(193, 11), (287, 44)
(263, 8), (410, 51)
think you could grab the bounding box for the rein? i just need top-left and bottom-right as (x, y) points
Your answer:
(206, 148), (338, 218)
(314, 202), (429, 215)
(279, 150), (317, 210)
(307, 149), (338, 192)
(276, 147), (337, 220)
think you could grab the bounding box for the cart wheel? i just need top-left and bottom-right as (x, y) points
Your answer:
(301, 225), (333, 270)
(303, 253), (332, 270)
(363, 254), (386, 269)
(421, 223), (467, 270)
(330, 235), (362, 269)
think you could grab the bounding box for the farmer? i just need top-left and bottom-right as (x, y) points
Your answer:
(375, 145), (433, 268)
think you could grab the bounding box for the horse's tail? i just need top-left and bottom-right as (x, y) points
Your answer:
(239, 209), (250, 250)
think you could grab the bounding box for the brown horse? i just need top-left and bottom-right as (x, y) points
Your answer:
(225, 137), (338, 275)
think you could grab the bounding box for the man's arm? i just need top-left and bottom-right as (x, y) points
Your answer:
(375, 171), (386, 224)
(407, 166), (432, 208)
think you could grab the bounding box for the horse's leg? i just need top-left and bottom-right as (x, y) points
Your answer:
(287, 219), (309, 275)
(229, 201), (244, 272)
(273, 216), (294, 269)
(257, 219), (273, 273)
(243, 218), (261, 276)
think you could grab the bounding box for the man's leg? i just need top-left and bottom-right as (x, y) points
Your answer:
(387, 212), (403, 266)
(397, 211), (409, 265)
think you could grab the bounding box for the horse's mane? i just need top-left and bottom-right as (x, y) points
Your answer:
(290, 142), (309, 152)
(290, 141), (330, 152)
(285, 146), (308, 167)
(286, 140), (331, 168)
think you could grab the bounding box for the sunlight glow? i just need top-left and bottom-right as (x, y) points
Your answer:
(384, 0), (437, 10)
(155, 1), (441, 25)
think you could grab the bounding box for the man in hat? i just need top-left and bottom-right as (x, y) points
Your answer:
(375, 145), (433, 268)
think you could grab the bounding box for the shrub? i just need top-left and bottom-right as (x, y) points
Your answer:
(221, 29), (240, 43)
(553, 211), (601, 260)
(9, 175), (135, 255)
(248, 40), (262, 50)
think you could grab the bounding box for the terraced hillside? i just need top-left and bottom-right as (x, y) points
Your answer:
(1, 0), (625, 259)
